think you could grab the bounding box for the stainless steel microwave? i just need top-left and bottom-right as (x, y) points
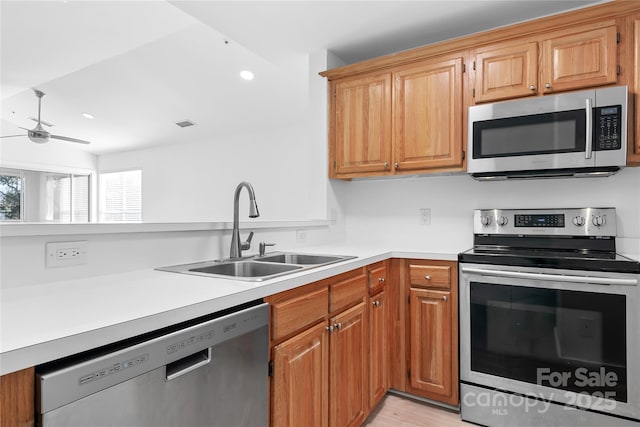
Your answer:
(467, 85), (628, 180)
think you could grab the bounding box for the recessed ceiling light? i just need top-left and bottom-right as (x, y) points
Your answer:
(81, 112), (94, 119)
(240, 70), (254, 81)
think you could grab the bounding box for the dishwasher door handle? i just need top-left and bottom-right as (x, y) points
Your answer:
(165, 347), (212, 381)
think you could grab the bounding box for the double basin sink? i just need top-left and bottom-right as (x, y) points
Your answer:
(157, 252), (356, 282)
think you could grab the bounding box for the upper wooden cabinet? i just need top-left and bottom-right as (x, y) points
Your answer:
(473, 41), (538, 102)
(393, 56), (464, 172)
(631, 15), (640, 165)
(328, 53), (466, 179)
(541, 24), (618, 93)
(473, 23), (619, 103)
(332, 73), (392, 176)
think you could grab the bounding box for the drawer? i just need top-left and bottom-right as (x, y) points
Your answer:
(271, 286), (328, 341)
(368, 262), (388, 295)
(330, 273), (367, 313)
(408, 263), (451, 289)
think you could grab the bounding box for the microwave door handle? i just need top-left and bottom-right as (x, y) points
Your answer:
(585, 97), (593, 159)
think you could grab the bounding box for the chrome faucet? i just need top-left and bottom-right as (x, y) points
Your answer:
(230, 181), (260, 259)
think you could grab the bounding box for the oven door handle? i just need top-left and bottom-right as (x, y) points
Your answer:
(461, 267), (638, 286)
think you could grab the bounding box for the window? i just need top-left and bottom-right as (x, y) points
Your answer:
(99, 169), (142, 222)
(0, 167), (90, 223)
(0, 170), (23, 221)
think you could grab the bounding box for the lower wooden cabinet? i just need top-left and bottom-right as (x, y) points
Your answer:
(266, 268), (370, 427)
(405, 260), (459, 406)
(272, 322), (329, 427)
(329, 302), (367, 427)
(368, 289), (388, 409)
(408, 288), (453, 399)
(0, 367), (35, 427)
(268, 258), (457, 426)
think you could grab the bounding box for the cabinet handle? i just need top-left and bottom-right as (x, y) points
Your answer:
(326, 325), (334, 333)
(545, 83), (551, 89)
(529, 85), (536, 91)
(394, 162), (399, 169)
(383, 162), (389, 168)
(378, 277), (386, 283)
(442, 296), (448, 302)
(424, 275), (431, 280)
(372, 300), (381, 307)
(334, 322), (343, 330)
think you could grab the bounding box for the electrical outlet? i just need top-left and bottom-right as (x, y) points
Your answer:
(419, 208), (431, 226)
(46, 241), (88, 268)
(296, 230), (307, 243)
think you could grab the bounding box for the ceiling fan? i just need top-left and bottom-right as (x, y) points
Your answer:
(1, 89), (91, 145)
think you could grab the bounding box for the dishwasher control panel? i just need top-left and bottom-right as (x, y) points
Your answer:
(79, 354), (149, 385)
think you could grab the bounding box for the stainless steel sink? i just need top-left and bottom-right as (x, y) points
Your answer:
(157, 252), (355, 282)
(190, 261), (302, 277)
(254, 253), (345, 265)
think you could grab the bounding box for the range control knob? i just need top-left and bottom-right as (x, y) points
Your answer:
(572, 216), (586, 227)
(480, 215), (492, 226)
(497, 216), (508, 226)
(592, 215), (606, 227)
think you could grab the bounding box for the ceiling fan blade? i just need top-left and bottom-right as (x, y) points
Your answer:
(18, 126), (31, 131)
(50, 134), (91, 144)
(0, 134), (27, 139)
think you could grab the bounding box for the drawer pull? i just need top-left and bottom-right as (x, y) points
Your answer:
(424, 275), (431, 280)
(372, 300), (381, 307)
(442, 296), (448, 302)
(334, 322), (343, 330)
(378, 277), (386, 283)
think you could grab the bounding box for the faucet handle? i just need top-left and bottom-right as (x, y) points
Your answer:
(259, 242), (276, 256)
(240, 231), (254, 251)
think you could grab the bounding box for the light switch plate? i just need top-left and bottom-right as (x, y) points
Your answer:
(46, 241), (88, 268)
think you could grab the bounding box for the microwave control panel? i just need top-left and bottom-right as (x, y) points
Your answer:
(594, 105), (621, 151)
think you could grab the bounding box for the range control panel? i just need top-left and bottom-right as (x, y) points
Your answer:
(474, 208), (616, 237)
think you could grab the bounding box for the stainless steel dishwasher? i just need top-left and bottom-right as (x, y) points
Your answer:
(36, 301), (268, 427)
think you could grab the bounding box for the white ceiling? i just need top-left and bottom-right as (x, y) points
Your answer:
(0, 0), (604, 155)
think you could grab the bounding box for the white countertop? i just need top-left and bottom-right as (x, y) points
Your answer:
(0, 244), (457, 376)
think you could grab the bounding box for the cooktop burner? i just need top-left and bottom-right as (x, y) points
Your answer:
(459, 207), (640, 274)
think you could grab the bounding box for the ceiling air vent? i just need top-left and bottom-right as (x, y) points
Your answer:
(175, 120), (195, 128)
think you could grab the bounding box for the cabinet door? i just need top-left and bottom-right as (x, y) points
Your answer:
(474, 41), (538, 102)
(0, 367), (34, 427)
(408, 288), (452, 399)
(272, 322), (329, 427)
(329, 302), (367, 427)
(632, 17), (640, 165)
(393, 56), (464, 172)
(368, 290), (388, 410)
(541, 25), (617, 93)
(333, 74), (392, 176)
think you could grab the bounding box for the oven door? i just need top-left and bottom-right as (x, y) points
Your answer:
(459, 263), (639, 422)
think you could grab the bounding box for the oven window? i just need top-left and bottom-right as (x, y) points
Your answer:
(470, 282), (627, 401)
(472, 109), (586, 158)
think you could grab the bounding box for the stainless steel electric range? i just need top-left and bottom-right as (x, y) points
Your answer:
(458, 208), (640, 427)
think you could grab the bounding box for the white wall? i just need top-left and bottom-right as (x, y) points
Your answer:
(0, 137), (97, 173)
(340, 167), (640, 256)
(98, 50), (331, 224)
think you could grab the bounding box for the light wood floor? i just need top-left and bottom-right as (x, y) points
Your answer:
(363, 394), (474, 427)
